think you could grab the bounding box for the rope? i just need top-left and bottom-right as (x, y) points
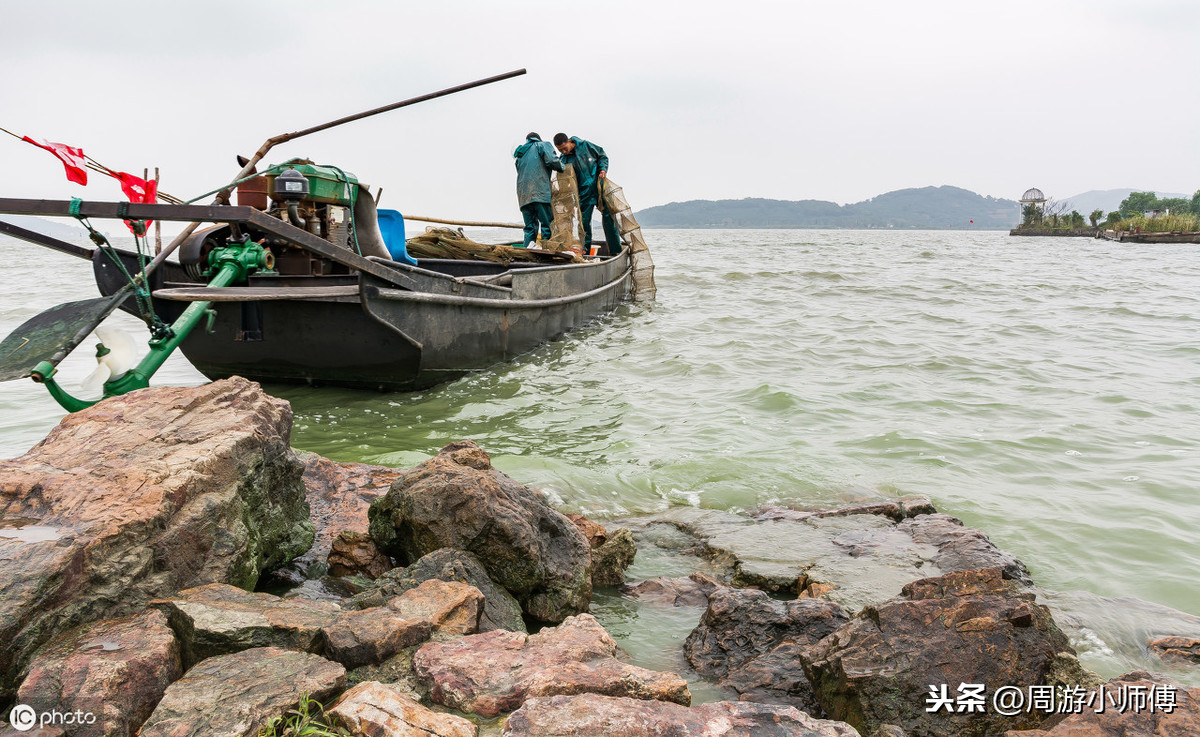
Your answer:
(182, 163), (291, 205)
(68, 197), (170, 338)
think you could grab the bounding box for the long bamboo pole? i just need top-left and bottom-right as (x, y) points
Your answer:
(405, 215), (523, 229)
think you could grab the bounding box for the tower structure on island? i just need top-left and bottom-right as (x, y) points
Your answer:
(1019, 187), (1046, 226)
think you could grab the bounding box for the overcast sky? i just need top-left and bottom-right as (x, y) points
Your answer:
(2, 0), (1197, 225)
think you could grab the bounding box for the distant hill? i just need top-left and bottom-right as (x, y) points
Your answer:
(635, 186), (1019, 229)
(1060, 189), (1191, 218)
(0, 214), (93, 243)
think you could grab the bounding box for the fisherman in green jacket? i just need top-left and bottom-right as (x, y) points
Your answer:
(553, 133), (623, 255)
(514, 132), (563, 247)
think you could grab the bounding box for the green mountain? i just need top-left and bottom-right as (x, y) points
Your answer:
(635, 186), (1020, 229)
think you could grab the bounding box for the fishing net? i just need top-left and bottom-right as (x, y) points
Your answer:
(404, 227), (578, 264)
(547, 165), (585, 253)
(601, 178), (656, 301)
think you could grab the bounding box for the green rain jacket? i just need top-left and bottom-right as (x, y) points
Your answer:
(562, 137), (609, 203)
(514, 136), (564, 207)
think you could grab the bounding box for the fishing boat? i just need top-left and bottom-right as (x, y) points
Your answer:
(0, 70), (655, 412)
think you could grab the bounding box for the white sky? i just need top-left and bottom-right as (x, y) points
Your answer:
(1, 0), (1197, 225)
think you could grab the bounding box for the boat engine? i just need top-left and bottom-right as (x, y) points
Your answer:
(180, 159), (376, 279)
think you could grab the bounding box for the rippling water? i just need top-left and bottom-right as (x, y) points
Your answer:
(3, 228), (1198, 681)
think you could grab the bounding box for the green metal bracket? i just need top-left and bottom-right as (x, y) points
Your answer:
(32, 239), (273, 412)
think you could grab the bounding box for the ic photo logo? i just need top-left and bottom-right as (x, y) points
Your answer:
(6, 704), (97, 731)
(8, 704), (36, 731)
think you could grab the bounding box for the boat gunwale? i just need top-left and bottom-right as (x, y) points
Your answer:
(364, 263), (631, 310)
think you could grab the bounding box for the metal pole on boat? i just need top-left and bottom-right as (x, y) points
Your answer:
(216, 68), (528, 206)
(153, 69), (529, 272)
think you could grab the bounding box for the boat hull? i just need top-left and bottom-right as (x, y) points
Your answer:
(95, 249), (631, 390)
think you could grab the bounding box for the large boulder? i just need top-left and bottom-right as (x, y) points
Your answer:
(138, 647), (345, 737)
(150, 583), (341, 668)
(369, 441), (591, 623)
(348, 548), (526, 633)
(503, 694), (861, 737)
(413, 613), (690, 718)
(16, 609), (182, 737)
(803, 568), (1077, 736)
(0, 378), (313, 701)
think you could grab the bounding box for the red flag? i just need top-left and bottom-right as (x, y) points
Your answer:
(116, 172), (156, 203)
(115, 171), (157, 234)
(22, 136), (87, 185)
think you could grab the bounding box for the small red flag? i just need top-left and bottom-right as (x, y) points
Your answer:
(22, 136), (87, 185)
(115, 171), (157, 233)
(116, 172), (156, 203)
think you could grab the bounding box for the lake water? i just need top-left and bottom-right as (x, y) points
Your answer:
(2, 228), (1198, 685)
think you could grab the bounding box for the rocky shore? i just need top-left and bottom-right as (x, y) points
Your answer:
(1, 378), (1197, 736)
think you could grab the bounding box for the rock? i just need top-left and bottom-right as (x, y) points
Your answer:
(723, 641), (825, 713)
(684, 588), (849, 711)
(898, 495), (936, 518)
(348, 548), (526, 633)
(685, 588), (850, 679)
(150, 583), (341, 668)
(16, 609), (182, 737)
(567, 514), (637, 586)
(566, 514), (607, 546)
(328, 681), (477, 737)
(0, 378), (313, 701)
(138, 647), (345, 737)
(347, 647), (427, 700)
(591, 528), (636, 587)
(386, 580), (484, 637)
(755, 501), (903, 523)
(369, 441), (591, 624)
(899, 514), (1032, 585)
(413, 613), (690, 718)
(328, 530), (393, 579)
(502, 694), (861, 736)
(625, 572), (725, 608)
(641, 506), (1029, 612)
(803, 568), (1076, 736)
(321, 608), (433, 669)
(1149, 635), (1200, 664)
(292, 451), (402, 579)
(1002, 671), (1200, 736)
